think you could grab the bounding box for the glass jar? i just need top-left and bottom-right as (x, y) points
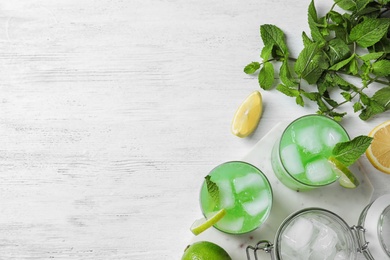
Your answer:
(246, 194), (390, 259)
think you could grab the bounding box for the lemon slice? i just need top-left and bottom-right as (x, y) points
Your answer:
(328, 156), (360, 189)
(190, 209), (226, 235)
(366, 120), (390, 174)
(231, 91), (263, 138)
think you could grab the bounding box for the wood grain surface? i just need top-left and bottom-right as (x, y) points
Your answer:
(0, 1), (388, 259)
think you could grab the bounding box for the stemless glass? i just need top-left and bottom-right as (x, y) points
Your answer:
(199, 161), (273, 234)
(271, 114), (350, 191)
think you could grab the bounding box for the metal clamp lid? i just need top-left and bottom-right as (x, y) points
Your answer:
(246, 240), (274, 260)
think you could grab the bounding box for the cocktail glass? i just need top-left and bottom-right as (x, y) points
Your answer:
(271, 114), (350, 191)
(200, 161), (273, 234)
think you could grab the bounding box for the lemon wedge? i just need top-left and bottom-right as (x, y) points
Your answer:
(366, 120), (390, 174)
(190, 209), (226, 235)
(328, 156), (360, 189)
(231, 91), (263, 138)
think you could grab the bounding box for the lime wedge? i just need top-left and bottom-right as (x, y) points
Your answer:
(328, 156), (360, 189)
(190, 209), (226, 235)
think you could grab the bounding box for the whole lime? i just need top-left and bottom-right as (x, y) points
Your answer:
(181, 241), (232, 260)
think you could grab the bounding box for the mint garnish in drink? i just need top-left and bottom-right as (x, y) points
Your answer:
(328, 135), (373, 188)
(332, 135), (373, 166)
(205, 175), (220, 205)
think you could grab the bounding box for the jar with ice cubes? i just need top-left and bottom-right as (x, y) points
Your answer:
(246, 194), (390, 259)
(271, 114), (350, 191)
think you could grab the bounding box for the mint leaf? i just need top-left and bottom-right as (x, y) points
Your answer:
(327, 38), (351, 65)
(276, 84), (300, 97)
(258, 62), (274, 90)
(260, 44), (273, 60)
(332, 135), (373, 166)
(359, 100), (386, 120)
(349, 18), (390, 48)
(294, 42), (328, 84)
(372, 60), (390, 77)
(359, 52), (384, 62)
(329, 54), (356, 71)
(372, 87), (390, 110)
(244, 62), (261, 74)
(308, 0), (325, 42)
(205, 175), (219, 205)
(280, 60), (297, 87)
(334, 0), (358, 11)
(260, 24), (289, 58)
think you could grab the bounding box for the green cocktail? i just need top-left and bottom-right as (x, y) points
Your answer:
(200, 161), (273, 234)
(271, 115), (350, 191)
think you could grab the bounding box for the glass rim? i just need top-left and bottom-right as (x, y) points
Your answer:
(199, 160), (273, 235)
(277, 114), (350, 187)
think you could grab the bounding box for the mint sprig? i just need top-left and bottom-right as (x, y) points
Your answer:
(244, 0), (390, 121)
(205, 175), (220, 205)
(332, 135), (373, 166)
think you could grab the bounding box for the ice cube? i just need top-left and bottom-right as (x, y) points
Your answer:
(306, 158), (334, 183)
(217, 179), (235, 209)
(295, 126), (323, 154)
(283, 216), (314, 250)
(281, 144), (304, 175)
(334, 250), (349, 260)
(233, 173), (264, 194)
(310, 219), (338, 258)
(242, 191), (270, 216)
(218, 216), (244, 233)
(322, 127), (343, 148)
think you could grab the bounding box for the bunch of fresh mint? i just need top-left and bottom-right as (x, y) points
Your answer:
(244, 0), (390, 121)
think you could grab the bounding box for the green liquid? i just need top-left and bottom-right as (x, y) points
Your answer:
(272, 115), (349, 191)
(200, 161), (272, 234)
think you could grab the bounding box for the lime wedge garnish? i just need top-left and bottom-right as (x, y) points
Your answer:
(190, 209), (226, 235)
(328, 156), (360, 189)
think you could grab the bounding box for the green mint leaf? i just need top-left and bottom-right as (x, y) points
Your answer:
(372, 60), (390, 77)
(327, 10), (344, 25)
(258, 62), (274, 90)
(359, 52), (385, 63)
(295, 95), (304, 107)
(302, 91), (319, 101)
(294, 42), (328, 84)
(276, 84), (300, 97)
(329, 54), (356, 71)
(308, 0), (325, 42)
(332, 135), (373, 166)
(359, 101), (386, 120)
(353, 102), (363, 112)
(372, 87), (390, 110)
(371, 37), (390, 53)
(205, 175), (219, 205)
(260, 44), (273, 60)
(346, 57), (359, 75)
(349, 18), (390, 48)
(341, 91), (352, 101)
(334, 0), (370, 11)
(302, 32), (313, 47)
(334, 0), (357, 11)
(280, 60), (298, 87)
(260, 24), (289, 58)
(244, 62), (261, 74)
(327, 38), (351, 65)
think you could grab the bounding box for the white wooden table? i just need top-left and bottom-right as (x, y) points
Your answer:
(0, 1), (388, 259)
